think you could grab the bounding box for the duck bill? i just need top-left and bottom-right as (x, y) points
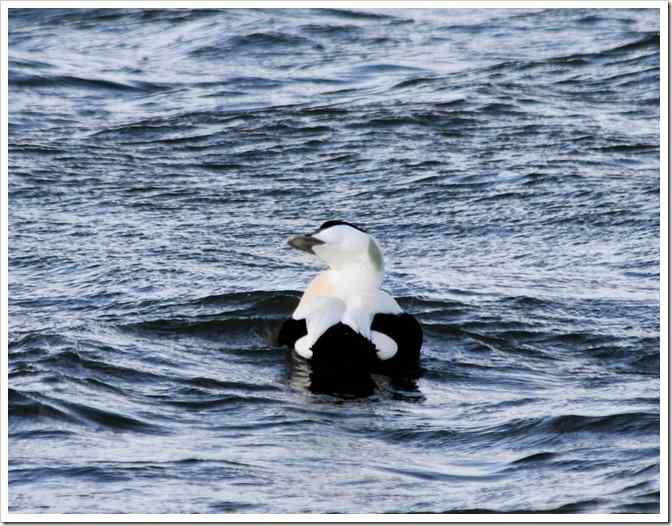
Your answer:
(287, 234), (324, 255)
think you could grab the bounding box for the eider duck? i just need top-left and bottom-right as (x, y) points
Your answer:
(278, 221), (422, 390)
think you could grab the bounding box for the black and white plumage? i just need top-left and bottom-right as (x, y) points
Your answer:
(278, 221), (422, 389)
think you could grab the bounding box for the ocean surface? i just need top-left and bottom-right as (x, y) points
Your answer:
(7, 7), (661, 514)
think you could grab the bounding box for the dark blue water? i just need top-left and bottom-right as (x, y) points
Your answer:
(8, 7), (660, 514)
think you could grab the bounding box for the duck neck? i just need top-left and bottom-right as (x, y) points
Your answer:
(330, 260), (384, 295)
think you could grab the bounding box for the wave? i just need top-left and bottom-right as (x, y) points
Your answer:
(361, 411), (659, 450)
(229, 32), (322, 50)
(299, 23), (362, 37)
(150, 393), (284, 410)
(120, 315), (282, 340)
(318, 8), (399, 21)
(36, 350), (174, 383)
(9, 388), (164, 433)
(9, 72), (172, 93)
(189, 32), (324, 59)
(440, 499), (609, 514)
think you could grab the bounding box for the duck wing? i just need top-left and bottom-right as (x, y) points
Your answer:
(371, 312), (423, 376)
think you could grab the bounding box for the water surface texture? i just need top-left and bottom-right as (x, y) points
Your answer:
(8, 8), (660, 514)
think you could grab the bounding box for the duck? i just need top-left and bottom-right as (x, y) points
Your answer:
(278, 221), (422, 388)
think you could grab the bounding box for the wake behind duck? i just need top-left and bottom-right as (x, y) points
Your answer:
(278, 221), (422, 393)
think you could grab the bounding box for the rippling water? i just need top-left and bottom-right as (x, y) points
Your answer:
(8, 7), (661, 514)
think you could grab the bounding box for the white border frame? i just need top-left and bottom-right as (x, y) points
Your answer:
(1, 1), (668, 523)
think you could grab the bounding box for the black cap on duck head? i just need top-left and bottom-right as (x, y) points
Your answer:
(319, 220), (368, 234)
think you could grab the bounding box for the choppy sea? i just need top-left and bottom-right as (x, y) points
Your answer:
(8, 7), (660, 514)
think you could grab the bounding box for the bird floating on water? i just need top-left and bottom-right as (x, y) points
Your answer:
(278, 221), (422, 388)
